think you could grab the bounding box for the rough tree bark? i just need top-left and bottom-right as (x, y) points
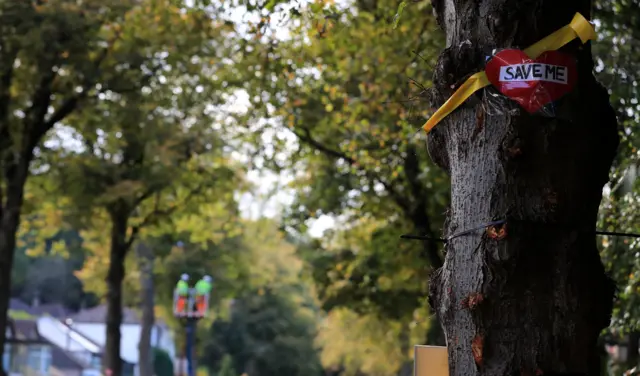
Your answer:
(136, 241), (156, 376)
(426, 1), (619, 375)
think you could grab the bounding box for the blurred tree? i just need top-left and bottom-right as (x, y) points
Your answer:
(201, 219), (322, 376)
(592, 1), (640, 373)
(23, 1), (246, 372)
(230, 0), (450, 350)
(0, 1), (140, 369)
(204, 287), (321, 376)
(152, 347), (175, 376)
(216, 354), (238, 376)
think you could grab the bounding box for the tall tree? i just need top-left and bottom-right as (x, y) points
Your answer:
(201, 220), (322, 376)
(136, 241), (155, 376)
(593, 0), (640, 335)
(232, 0), (449, 345)
(41, 2), (243, 369)
(426, 1), (618, 375)
(0, 2), (138, 372)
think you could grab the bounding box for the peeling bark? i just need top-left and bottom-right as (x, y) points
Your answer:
(426, 1), (618, 375)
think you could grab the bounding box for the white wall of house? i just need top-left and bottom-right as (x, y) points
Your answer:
(37, 317), (100, 355)
(71, 323), (176, 364)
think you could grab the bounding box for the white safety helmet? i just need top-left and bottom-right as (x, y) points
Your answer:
(203, 275), (212, 282)
(181, 273), (189, 281)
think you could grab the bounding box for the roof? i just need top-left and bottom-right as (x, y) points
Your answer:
(36, 316), (102, 354)
(9, 298), (70, 319)
(9, 298), (31, 311)
(6, 318), (50, 344)
(30, 303), (70, 319)
(68, 305), (141, 324)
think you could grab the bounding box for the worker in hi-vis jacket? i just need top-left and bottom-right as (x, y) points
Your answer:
(174, 273), (190, 316)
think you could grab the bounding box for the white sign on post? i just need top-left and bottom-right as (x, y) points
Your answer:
(414, 346), (448, 376)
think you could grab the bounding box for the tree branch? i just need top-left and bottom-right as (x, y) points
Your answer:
(30, 24), (126, 148)
(291, 125), (442, 267)
(293, 125), (412, 213)
(125, 182), (208, 249)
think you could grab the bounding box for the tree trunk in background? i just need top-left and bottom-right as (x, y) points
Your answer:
(427, 0), (618, 375)
(0, 145), (34, 376)
(425, 318), (446, 346)
(136, 241), (156, 376)
(104, 208), (130, 376)
(398, 324), (413, 376)
(0, 204), (22, 376)
(625, 331), (640, 373)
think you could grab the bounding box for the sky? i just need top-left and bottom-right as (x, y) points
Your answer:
(217, 2), (338, 237)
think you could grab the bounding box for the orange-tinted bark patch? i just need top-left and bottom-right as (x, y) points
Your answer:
(471, 334), (484, 367)
(461, 293), (484, 309)
(487, 224), (507, 240)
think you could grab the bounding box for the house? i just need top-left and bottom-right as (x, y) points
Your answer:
(3, 318), (53, 376)
(10, 298), (101, 375)
(36, 316), (102, 376)
(10, 299), (177, 376)
(66, 304), (177, 364)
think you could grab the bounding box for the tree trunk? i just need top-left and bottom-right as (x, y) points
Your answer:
(426, 1), (619, 375)
(0, 143), (37, 376)
(0, 202), (23, 376)
(625, 331), (640, 374)
(104, 208), (130, 376)
(136, 241), (156, 376)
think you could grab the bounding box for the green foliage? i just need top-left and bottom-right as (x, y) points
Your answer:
(203, 287), (322, 376)
(232, 0), (448, 321)
(216, 355), (237, 376)
(200, 220), (322, 376)
(153, 347), (175, 376)
(227, 5), (449, 370)
(593, 0), (640, 334)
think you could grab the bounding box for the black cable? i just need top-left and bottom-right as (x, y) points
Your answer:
(400, 220), (506, 243)
(595, 230), (640, 239)
(401, 220), (640, 243)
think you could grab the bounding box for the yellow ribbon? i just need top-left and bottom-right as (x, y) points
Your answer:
(422, 12), (596, 133)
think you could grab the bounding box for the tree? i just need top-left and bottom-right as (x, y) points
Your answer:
(425, 2), (619, 375)
(204, 288), (322, 376)
(592, 0), (640, 333)
(136, 241), (155, 376)
(39, 2), (243, 370)
(201, 220), (322, 376)
(316, 307), (425, 376)
(217, 355), (238, 376)
(0, 1), (140, 370)
(231, 0), (450, 345)
(592, 3), (640, 372)
(153, 347), (175, 376)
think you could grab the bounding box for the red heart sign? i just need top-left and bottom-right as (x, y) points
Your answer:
(485, 49), (577, 114)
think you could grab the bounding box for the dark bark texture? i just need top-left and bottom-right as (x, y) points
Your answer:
(104, 209), (130, 376)
(426, 1), (619, 375)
